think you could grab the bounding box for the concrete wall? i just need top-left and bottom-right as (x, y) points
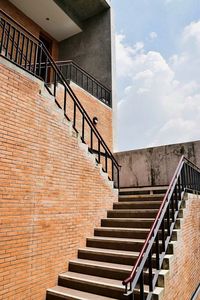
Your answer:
(58, 9), (112, 89)
(115, 141), (200, 187)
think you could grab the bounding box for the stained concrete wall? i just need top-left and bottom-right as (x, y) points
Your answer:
(114, 140), (200, 187)
(58, 9), (112, 89)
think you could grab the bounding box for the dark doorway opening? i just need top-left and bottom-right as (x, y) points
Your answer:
(38, 33), (52, 82)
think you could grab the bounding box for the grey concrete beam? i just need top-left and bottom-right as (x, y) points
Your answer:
(53, 0), (110, 25)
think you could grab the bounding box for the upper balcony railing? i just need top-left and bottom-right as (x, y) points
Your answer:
(123, 156), (200, 299)
(0, 9), (120, 188)
(56, 60), (112, 107)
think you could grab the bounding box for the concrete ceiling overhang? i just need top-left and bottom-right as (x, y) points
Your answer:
(53, 0), (111, 24)
(9, 0), (82, 41)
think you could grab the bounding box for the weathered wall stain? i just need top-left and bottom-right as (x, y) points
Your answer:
(115, 140), (200, 187)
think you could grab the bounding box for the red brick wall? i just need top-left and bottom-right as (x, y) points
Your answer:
(0, 0), (58, 60)
(162, 194), (200, 300)
(0, 59), (117, 300)
(71, 83), (113, 151)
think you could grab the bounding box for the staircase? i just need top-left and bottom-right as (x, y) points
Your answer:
(46, 186), (170, 300)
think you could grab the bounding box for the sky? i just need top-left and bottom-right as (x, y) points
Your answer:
(112, 0), (200, 151)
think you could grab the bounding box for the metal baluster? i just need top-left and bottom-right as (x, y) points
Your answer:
(117, 167), (120, 189)
(171, 193), (175, 222)
(155, 234), (160, 269)
(139, 271), (144, 300)
(20, 34), (25, 65)
(44, 56), (48, 82)
(53, 70), (57, 96)
(10, 26), (15, 60)
(148, 249), (153, 292)
(5, 23), (11, 57)
(112, 161), (114, 182)
(64, 87), (67, 116)
(174, 183), (179, 211)
(82, 114), (85, 143)
(167, 204), (170, 235)
(105, 151), (108, 173)
(15, 30), (20, 63)
(161, 218), (165, 252)
(0, 19), (6, 54)
(38, 43), (42, 77)
(28, 40), (33, 71)
(33, 43), (37, 74)
(90, 128), (93, 151)
(73, 102), (76, 129)
(98, 140), (101, 163)
(25, 37), (29, 69)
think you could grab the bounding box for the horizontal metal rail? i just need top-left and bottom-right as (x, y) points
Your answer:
(56, 60), (112, 107)
(123, 155), (200, 299)
(0, 9), (120, 188)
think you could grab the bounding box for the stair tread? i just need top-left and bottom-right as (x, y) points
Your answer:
(79, 247), (140, 257)
(87, 236), (145, 242)
(109, 209), (159, 212)
(69, 258), (133, 271)
(95, 227), (150, 232)
(102, 218), (155, 221)
(115, 201), (162, 204)
(59, 271), (124, 289)
(47, 286), (118, 300)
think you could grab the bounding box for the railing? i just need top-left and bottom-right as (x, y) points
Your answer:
(123, 156), (200, 299)
(56, 60), (112, 107)
(0, 9), (120, 188)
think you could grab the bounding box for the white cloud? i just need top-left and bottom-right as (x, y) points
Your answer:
(116, 20), (200, 151)
(149, 32), (158, 40)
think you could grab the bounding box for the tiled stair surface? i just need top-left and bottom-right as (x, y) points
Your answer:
(46, 186), (185, 300)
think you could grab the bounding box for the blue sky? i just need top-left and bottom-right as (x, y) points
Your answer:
(112, 0), (200, 151)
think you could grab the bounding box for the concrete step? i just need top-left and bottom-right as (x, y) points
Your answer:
(58, 272), (127, 300)
(94, 227), (150, 239)
(58, 272), (164, 300)
(119, 186), (168, 196)
(78, 247), (140, 266)
(46, 285), (118, 300)
(78, 247), (171, 269)
(107, 209), (158, 219)
(68, 258), (132, 281)
(101, 218), (154, 228)
(113, 201), (162, 209)
(118, 195), (164, 202)
(86, 236), (145, 252)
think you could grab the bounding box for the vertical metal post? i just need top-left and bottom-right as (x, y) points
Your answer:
(139, 271), (144, 300)
(148, 249), (153, 292)
(5, 23), (11, 57)
(82, 114), (85, 142)
(10, 26), (15, 60)
(0, 19), (6, 54)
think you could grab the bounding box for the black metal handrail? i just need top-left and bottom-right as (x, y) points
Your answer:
(123, 156), (200, 299)
(56, 60), (112, 107)
(0, 9), (120, 188)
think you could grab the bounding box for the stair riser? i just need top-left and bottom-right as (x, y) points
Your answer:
(78, 250), (170, 269)
(118, 196), (163, 202)
(94, 229), (148, 239)
(68, 262), (130, 280)
(87, 239), (144, 252)
(78, 250), (137, 266)
(101, 219), (154, 228)
(107, 211), (158, 218)
(58, 277), (129, 300)
(113, 203), (162, 209)
(46, 293), (73, 300)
